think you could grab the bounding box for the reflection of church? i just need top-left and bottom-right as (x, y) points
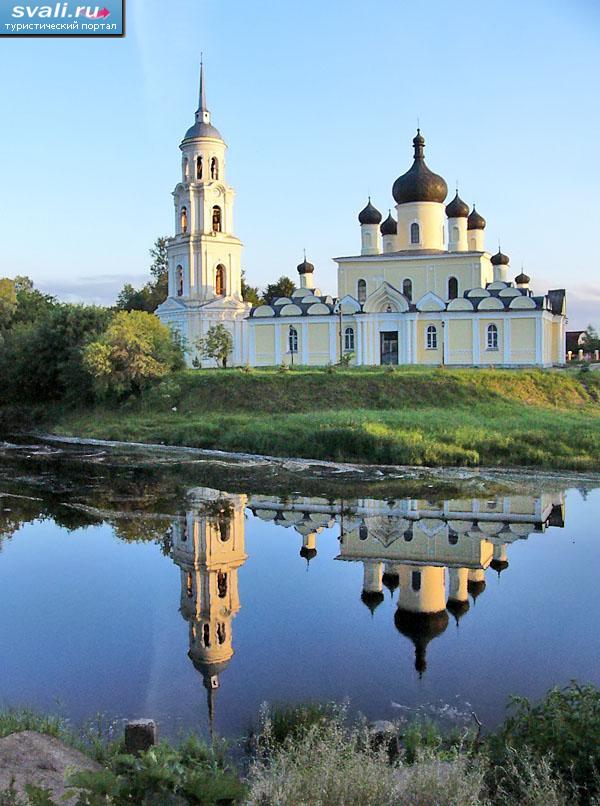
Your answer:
(169, 487), (565, 732)
(170, 488), (247, 734)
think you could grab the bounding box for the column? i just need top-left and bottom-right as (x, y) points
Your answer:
(274, 326), (282, 365)
(504, 317), (511, 364)
(329, 320), (337, 363)
(472, 319), (480, 364)
(301, 320), (309, 364)
(535, 316), (543, 365)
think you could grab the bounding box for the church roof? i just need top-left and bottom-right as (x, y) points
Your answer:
(380, 211), (398, 235)
(445, 192), (469, 219)
(392, 130), (448, 205)
(491, 249), (510, 266)
(358, 198), (382, 225)
(182, 60), (223, 142)
(467, 206), (486, 230)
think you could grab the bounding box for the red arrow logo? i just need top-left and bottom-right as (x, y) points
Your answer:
(97, 7), (110, 17)
(88, 7), (110, 18)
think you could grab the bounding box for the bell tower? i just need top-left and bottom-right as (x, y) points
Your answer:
(167, 59), (243, 303)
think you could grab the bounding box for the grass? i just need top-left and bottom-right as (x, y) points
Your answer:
(45, 366), (600, 471)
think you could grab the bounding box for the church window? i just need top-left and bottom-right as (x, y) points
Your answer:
(357, 279), (367, 304)
(402, 279), (413, 302)
(448, 277), (458, 300)
(176, 265), (184, 297)
(410, 222), (420, 244)
(211, 157), (219, 179)
(218, 517), (230, 542)
(359, 522), (368, 541)
(362, 231), (372, 248)
(217, 623), (226, 645)
(186, 572), (193, 598)
(452, 225), (459, 242)
(344, 327), (355, 351)
(203, 623), (211, 647)
(183, 158), (189, 181)
(181, 519), (187, 541)
(404, 529), (413, 542)
(181, 206), (188, 234)
(215, 264), (226, 296)
(212, 205), (222, 232)
(448, 532), (459, 545)
(487, 323), (499, 350)
(426, 325), (437, 350)
(288, 326), (298, 354)
(217, 571), (228, 599)
(196, 155), (203, 179)
(411, 570), (421, 592)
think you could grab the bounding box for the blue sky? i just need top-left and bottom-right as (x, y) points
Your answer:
(0, 0), (599, 328)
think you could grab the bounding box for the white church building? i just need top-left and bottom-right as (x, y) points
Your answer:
(157, 65), (566, 368)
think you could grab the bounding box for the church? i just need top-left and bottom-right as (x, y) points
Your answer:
(157, 65), (566, 368)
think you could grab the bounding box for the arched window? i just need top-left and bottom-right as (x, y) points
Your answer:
(411, 570), (422, 592)
(215, 264), (226, 296)
(448, 533), (459, 545)
(452, 225), (459, 242)
(288, 326), (298, 354)
(196, 155), (203, 180)
(180, 206), (188, 234)
(359, 523), (368, 541)
(487, 323), (499, 350)
(402, 279), (413, 302)
(183, 158), (189, 181)
(410, 222), (420, 244)
(212, 205), (222, 232)
(426, 325), (437, 350)
(448, 277), (458, 300)
(357, 279), (367, 304)
(217, 571), (228, 599)
(176, 265), (184, 297)
(362, 231), (372, 248)
(211, 157), (219, 179)
(203, 623), (211, 647)
(186, 572), (193, 598)
(404, 529), (413, 542)
(217, 623), (226, 645)
(344, 327), (355, 351)
(218, 517), (230, 542)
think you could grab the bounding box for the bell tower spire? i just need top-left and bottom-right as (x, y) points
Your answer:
(197, 54), (210, 126)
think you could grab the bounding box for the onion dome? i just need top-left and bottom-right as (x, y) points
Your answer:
(361, 589), (385, 614)
(446, 598), (470, 626)
(515, 271), (530, 285)
(380, 211), (398, 235)
(491, 249), (510, 266)
(445, 192), (469, 219)
(490, 558), (509, 576)
(358, 198), (382, 225)
(467, 206), (486, 230)
(392, 130), (448, 205)
(467, 579), (486, 600)
(382, 570), (399, 594)
(297, 254), (315, 275)
(300, 546), (317, 563)
(394, 609), (449, 677)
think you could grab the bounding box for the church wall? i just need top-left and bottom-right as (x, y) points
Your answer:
(307, 323), (331, 366)
(478, 318), (505, 364)
(253, 324), (276, 366)
(416, 320), (442, 364)
(510, 318), (536, 364)
(447, 319), (473, 365)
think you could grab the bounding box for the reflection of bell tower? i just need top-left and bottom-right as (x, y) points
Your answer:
(171, 490), (247, 736)
(395, 565), (449, 677)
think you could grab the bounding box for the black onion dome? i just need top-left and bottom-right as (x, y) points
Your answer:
(491, 249), (510, 266)
(358, 198), (382, 225)
(297, 257), (315, 275)
(468, 579), (486, 600)
(300, 546), (317, 562)
(445, 192), (469, 219)
(382, 571), (399, 593)
(467, 206), (486, 230)
(392, 130), (448, 205)
(394, 609), (449, 676)
(361, 589), (385, 614)
(515, 272), (530, 285)
(380, 211), (398, 235)
(490, 558), (509, 575)
(446, 598), (470, 625)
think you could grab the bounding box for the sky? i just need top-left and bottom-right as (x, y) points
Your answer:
(0, 0), (599, 329)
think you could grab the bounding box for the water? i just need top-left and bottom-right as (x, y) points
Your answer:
(0, 440), (598, 740)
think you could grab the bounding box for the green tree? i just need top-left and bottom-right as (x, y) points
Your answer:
(13, 276), (56, 325)
(264, 276), (296, 303)
(0, 278), (17, 329)
(196, 323), (233, 368)
(115, 236), (169, 313)
(581, 324), (600, 353)
(241, 269), (261, 305)
(84, 310), (184, 398)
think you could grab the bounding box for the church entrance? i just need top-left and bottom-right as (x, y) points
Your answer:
(380, 331), (398, 365)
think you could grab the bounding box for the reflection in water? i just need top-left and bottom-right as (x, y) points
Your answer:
(169, 489), (565, 727)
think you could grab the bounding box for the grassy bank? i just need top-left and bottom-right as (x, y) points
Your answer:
(45, 366), (600, 470)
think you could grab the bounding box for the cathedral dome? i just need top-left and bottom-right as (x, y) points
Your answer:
(490, 558), (509, 575)
(446, 598), (470, 625)
(183, 120), (223, 142)
(467, 579), (486, 600)
(491, 250), (510, 266)
(467, 206), (486, 230)
(358, 198), (382, 225)
(445, 192), (469, 219)
(392, 130), (448, 205)
(297, 257), (315, 275)
(515, 271), (530, 285)
(380, 211), (398, 235)
(394, 609), (449, 676)
(361, 589), (385, 614)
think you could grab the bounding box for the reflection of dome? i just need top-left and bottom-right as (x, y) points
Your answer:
(361, 589), (385, 614)
(446, 598), (470, 625)
(445, 192), (469, 219)
(392, 130), (448, 205)
(394, 609), (449, 676)
(468, 579), (486, 600)
(300, 546), (317, 562)
(490, 558), (509, 575)
(358, 198), (382, 225)
(382, 571), (399, 594)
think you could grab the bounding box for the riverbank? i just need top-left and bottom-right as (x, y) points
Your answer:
(16, 366), (600, 471)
